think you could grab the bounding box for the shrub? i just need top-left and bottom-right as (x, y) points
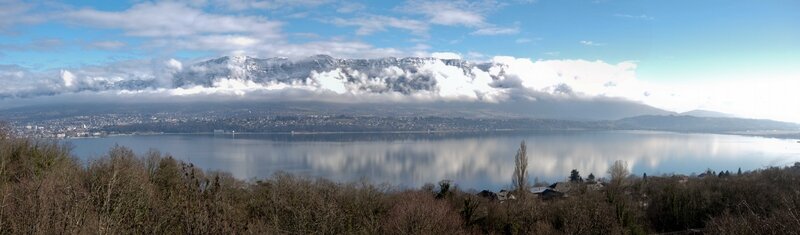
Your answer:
(1, 129), (800, 234)
(381, 191), (464, 234)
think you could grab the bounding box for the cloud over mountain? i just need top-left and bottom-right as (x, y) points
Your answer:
(5, 54), (796, 122)
(0, 55), (648, 107)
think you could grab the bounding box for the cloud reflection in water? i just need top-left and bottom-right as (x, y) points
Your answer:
(70, 131), (800, 190)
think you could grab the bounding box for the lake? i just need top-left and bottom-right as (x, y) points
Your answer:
(67, 130), (800, 191)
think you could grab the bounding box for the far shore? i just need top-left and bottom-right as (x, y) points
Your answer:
(56, 128), (800, 142)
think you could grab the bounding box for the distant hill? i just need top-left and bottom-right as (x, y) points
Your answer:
(613, 115), (800, 132)
(4, 101), (797, 135)
(680, 109), (735, 118)
(0, 98), (674, 122)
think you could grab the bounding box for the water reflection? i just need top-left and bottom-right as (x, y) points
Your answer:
(69, 131), (800, 190)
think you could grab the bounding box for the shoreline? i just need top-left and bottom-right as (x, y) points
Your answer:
(55, 128), (800, 142)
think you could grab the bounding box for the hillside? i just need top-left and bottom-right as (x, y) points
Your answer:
(613, 115), (800, 132)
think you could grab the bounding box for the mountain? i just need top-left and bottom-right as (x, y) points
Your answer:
(173, 55), (477, 94)
(3, 55), (797, 136)
(680, 109), (734, 118)
(0, 55), (674, 121)
(0, 99), (672, 122)
(165, 55), (672, 120)
(613, 115), (800, 132)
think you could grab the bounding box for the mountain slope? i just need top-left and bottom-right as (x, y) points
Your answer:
(0, 55), (676, 121)
(613, 115), (800, 132)
(173, 55), (477, 94)
(680, 109), (735, 118)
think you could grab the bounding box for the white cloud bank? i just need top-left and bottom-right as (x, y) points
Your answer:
(1, 55), (798, 123)
(641, 76), (800, 123)
(430, 52), (462, 60)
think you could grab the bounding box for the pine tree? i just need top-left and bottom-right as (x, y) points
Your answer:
(569, 169), (583, 183)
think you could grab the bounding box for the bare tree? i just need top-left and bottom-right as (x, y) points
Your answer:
(512, 141), (528, 193)
(607, 160), (630, 186)
(0, 121), (11, 140)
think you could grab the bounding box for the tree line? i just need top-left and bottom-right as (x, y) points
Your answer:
(1, 124), (799, 234)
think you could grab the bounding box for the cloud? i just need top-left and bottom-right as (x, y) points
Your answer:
(0, 58), (193, 99)
(490, 56), (641, 100)
(311, 68), (348, 94)
(1, 0), (513, 60)
(166, 59), (183, 71)
(430, 52), (462, 60)
(638, 75), (800, 123)
(0, 38), (63, 51)
(292, 32), (320, 39)
(614, 13), (654, 20)
(580, 40), (605, 46)
(285, 11), (310, 19)
(145, 35), (264, 56)
(333, 2), (518, 37)
(0, 65), (62, 99)
(465, 51), (486, 61)
(543, 51), (560, 56)
(336, 2), (366, 13)
(86, 40), (127, 50)
(3, 54), (799, 122)
(60, 70), (75, 88)
(0, 55), (645, 105)
(255, 41), (406, 59)
(0, 0), (51, 33)
(515, 38), (532, 43)
(400, 0), (500, 27)
(55, 1), (411, 59)
(470, 26), (519, 35)
(400, 1), (519, 38)
(331, 15), (428, 36)
(222, 129), (766, 188)
(64, 2), (283, 38)
(209, 0), (333, 11)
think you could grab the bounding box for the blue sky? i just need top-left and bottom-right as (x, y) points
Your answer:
(3, 0), (798, 78)
(1, 0), (799, 121)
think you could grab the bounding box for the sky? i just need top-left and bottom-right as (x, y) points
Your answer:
(1, 0), (799, 122)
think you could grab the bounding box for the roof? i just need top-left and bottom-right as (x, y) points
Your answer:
(551, 182), (573, 193)
(497, 190), (516, 201)
(531, 187), (550, 194)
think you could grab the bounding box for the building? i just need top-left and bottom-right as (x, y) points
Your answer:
(532, 186), (565, 200)
(497, 190), (516, 202)
(549, 182), (574, 194)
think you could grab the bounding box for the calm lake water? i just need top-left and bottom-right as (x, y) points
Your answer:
(67, 131), (800, 190)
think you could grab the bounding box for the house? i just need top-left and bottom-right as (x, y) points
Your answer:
(476, 190), (518, 202)
(530, 187), (550, 194)
(585, 181), (605, 191)
(531, 187), (564, 200)
(497, 190), (516, 202)
(477, 190), (497, 200)
(549, 182), (574, 194)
